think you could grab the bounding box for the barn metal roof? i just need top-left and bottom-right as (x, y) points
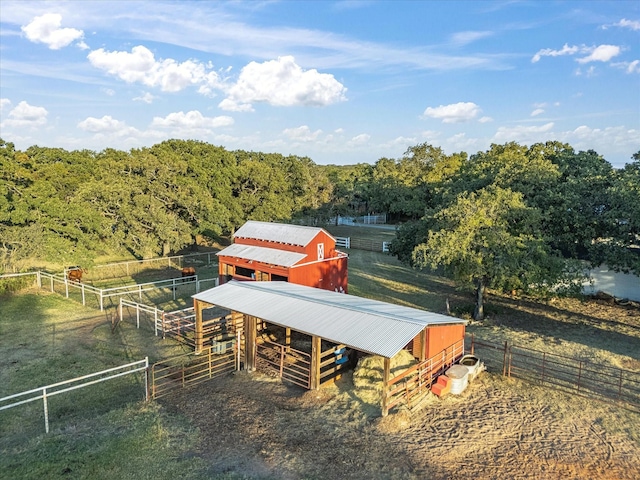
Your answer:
(233, 221), (334, 247)
(193, 280), (466, 358)
(216, 244), (307, 267)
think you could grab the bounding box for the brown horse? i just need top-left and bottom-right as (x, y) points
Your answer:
(66, 268), (85, 283)
(181, 267), (196, 278)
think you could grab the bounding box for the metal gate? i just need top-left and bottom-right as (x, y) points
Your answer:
(151, 346), (237, 399)
(255, 340), (311, 389)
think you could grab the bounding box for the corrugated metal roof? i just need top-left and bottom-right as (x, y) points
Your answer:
(233, 221), (334, 246)
(216, 244), (307, 267)
(193, 281), (465, 358)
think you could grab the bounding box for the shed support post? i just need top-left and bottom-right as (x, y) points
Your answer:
(285, 327), (291, 353)
(244, 314), (257, 371)
(194, 299), (204, 354)
(310, 335), (321, 390)
(381, 357), (391, 417)
(418, 329), (427, 362)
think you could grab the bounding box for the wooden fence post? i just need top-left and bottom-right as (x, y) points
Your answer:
(502, 341), (508, 377)
(381, 357), (391, 417)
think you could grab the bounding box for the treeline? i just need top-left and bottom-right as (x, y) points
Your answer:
(1, 138), (638, 306)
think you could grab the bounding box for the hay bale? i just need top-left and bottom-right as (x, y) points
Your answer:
(374, 407), (412, 433)
(352, 350), (417, 405)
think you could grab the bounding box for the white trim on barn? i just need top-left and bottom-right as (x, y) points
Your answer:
(216, 243), (307, 267)
(233, 221), (336, 246)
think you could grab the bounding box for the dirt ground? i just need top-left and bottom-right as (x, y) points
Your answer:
(161, 365), (640, 480)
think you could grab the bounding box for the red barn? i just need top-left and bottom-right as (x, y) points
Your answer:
(217, 221), (348, 292)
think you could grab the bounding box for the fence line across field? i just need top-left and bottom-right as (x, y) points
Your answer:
(0, 358), (149, 434)
(467, 334), (640, 410)
(0, 271), (219, 311)
(91, 251), (218, 280)
(335, 236), (391, 253)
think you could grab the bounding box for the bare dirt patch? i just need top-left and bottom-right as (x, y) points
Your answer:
(161, 367), (640, 480)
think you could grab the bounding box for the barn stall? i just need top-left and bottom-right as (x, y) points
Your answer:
(192, 280), (467, 415)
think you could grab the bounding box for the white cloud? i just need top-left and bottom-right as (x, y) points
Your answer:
(348, 133), (370, 146)
(607, 19), (640, 31)
(21, 13), (84, 50)
(151, 110), (234, 129)
(577, 45), (621, 64)
(492, 122), (554, 143)
(478, 116), (493, 123)
(2, 101), (48, 128)
(532, 44), (579, 63)
(449, 31), (493, 46)
(575, 65), (597, 77)
(217, 98), (254, 112)
(423, 102), (481, 123)
(133, 92), (156, 104)
(623, 60), (640, 74)
(219, 56), (347, 111)
(0, 98), (11, 113)
(282, 125), (323, 142)
(547, 125), (639, 163)
(531, 108), (545, 117)
(533, 44), (622, 65)
(78, 115), (128, 133)
(88, 45), (221, 93)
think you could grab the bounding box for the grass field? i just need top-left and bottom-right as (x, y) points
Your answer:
(1, 227), (639, 479)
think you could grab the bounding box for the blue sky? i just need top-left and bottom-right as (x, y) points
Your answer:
(1, 1), (638, 168)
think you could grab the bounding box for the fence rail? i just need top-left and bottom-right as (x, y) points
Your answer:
(150, 347), (237, 399)
(335, 236), (390, 253)
(256, 340), (311, 389)
(384, 339), (464, 415)
(467, 334), (640, 410)
(90, 252), (218, 280)
(28, 272), (218, 311)
(0, 358), (149, 433)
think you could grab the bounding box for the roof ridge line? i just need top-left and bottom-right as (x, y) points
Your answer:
(232, 281), (438, 326)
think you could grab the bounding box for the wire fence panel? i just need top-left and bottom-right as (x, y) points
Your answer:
(466, 334), (640, 411)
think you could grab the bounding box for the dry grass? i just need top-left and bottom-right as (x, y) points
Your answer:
(2, 241), (639, 479)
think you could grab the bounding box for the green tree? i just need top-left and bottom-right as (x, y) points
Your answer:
(412, 186), (573, 320)
(596, 151), (640, 274)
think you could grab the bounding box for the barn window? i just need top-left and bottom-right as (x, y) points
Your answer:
(272, 274), (288, 282)
(235, 266), (255, 278)
(317, 243), (324, 260)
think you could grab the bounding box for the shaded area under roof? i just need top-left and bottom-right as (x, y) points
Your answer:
(193, 280), (466, 358)
(233, 221), (334, 247)
(216, 243), (307, 267)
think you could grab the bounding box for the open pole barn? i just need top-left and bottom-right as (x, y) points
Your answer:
(217, 221), (348, 293)
(192, 280), (467, 416)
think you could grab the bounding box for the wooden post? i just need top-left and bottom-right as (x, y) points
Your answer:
(310, 336), (321, 390)
(502, 341), (508, 377)
(244, 314), (257, 371)
(194, 299), (204, 354)
(285, 327), (291, 353)
(418, 329), (427, 361)
(381, 357), (391, 417)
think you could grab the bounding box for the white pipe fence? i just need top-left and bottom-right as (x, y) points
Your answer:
(91, 252), (217, 280)
(0, 358), (149, 434)
(335, 236), (351, 249)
